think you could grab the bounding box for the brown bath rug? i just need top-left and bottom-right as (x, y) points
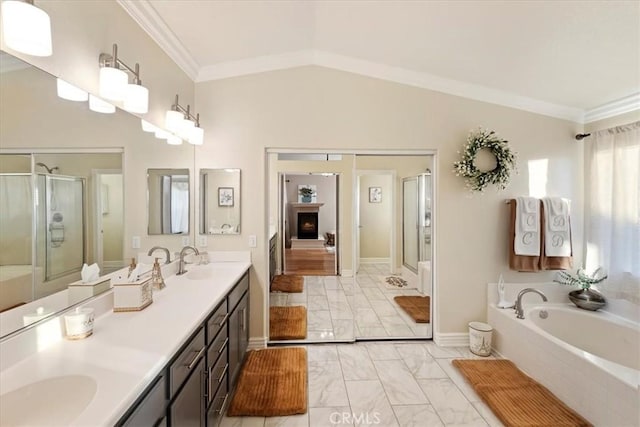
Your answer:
(394, 296), (430, 323)
(270, 275), (304, 293)
(452, 359), (592, 427)
(227, 347), (307, 417)
(269, 306), (307, 340)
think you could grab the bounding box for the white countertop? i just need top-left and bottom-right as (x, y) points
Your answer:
(0, 260), (251, 426)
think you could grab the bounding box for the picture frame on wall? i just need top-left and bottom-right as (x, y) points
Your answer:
(369, 187), (382, 203)
(218, 187), (234, 207)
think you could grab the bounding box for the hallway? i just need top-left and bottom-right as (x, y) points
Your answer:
(283, 248), (336, 276)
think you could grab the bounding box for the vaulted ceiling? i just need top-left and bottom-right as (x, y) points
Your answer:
(119, 0), (640, 122)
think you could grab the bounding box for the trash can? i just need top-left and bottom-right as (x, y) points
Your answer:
(468, 321), (493, 356)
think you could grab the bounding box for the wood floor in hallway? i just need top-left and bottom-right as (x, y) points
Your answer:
(283, 248), (336, 275)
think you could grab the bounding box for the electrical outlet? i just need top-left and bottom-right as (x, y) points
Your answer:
(198, 235), (207, 247)
(248, 235), (257, 248)
(182, 236), (190, 246)
(132, 236), (140, 249)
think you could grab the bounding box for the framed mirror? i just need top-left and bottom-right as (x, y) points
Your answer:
(147, 169), (190, 235)
(199, 168), (241, 235)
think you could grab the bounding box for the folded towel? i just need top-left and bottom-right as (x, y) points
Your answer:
(542, 197), (571, 257)
(514, 197), (540, 256)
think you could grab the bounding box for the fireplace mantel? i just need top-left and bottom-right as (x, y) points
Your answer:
(290, 203), (324, 209)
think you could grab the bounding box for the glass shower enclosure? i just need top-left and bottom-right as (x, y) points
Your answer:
(0, 172), (85, 309)
(402, 173), (432, 273)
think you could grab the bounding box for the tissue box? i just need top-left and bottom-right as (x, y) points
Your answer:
(112, 277), (153, 312)
(68, 278), (111, 302)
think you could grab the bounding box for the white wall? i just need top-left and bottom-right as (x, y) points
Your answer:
(196, 65), (584, 337)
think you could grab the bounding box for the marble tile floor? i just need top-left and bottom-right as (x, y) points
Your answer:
(220, 341), (502, 427)
(269, 263), (430, 341)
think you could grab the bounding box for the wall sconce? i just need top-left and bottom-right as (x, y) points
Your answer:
(88, 94), (115, 114)
(1, 0), (52, 57)
(165, 94), (204, 145)
(98, 43), (149, 114)
(56, 78), (88, 102)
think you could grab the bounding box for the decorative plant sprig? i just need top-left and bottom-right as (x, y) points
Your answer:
(453, 128), (517, 192)
(299, 187), (314, 196)
(554, 268), (607, 290)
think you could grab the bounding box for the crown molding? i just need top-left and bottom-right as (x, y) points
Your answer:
(197, 50), (315, 82)
(197, 49), (584, 123)
(584, 93), (640, 123)
(117, 0), (199, 81)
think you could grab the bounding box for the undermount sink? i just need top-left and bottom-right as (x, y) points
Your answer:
(0, 375), (97, 425)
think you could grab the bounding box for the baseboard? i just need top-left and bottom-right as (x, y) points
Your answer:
(434, 332), (469, 347)
(247, 337), (267, 350)
(359, 258), (390, 264)
(341, 269), (353, 277)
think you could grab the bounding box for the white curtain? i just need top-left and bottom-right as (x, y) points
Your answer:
(584, 121), (640, 293)
(171, 180), (189, 234)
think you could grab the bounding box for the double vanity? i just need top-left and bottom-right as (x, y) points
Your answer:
(0, 254), (251, 426)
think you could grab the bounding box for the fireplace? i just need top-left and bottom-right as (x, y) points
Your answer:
(297, 212), (318, 239)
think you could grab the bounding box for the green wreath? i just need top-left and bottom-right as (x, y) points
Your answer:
(453, 128), (517, 192)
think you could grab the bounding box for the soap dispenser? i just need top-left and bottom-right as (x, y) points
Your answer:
(151, 257), (165, 290)
(128, 257), (137, 277)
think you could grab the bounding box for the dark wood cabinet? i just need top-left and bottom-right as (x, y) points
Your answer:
(117, 269), (250, 427)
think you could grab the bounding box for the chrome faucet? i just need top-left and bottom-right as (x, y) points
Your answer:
(177, 246), (199, 275)
(147, 246), (171, 264)
(515, 288), (548, 319)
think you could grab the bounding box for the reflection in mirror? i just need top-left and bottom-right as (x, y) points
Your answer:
(199, 168), (241, 235)
(0, 50), (135, 338)
(147, 169), (190, 235)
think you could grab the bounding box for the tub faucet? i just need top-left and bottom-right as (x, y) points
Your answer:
(515, 288), (548, 319)
(177, 246), (199, 275)
(147, 246), (171, 264)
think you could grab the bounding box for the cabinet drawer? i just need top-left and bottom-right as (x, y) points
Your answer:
(228, 273), (249, 311)
(206, 300), (228, 343)
(207, 347), (229, 406)
(206, 372), (229, 427)
(119, 374), (166, 426)
(207, 329), (228, 369)
(169, 327), (205, 398)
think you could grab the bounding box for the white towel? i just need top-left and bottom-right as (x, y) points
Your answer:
(542, 197), (571, 257)
(514, 197), (540, 256)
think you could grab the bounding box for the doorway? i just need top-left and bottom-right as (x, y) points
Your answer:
(93, 170), (124, 274)
(266, 150), (435, 344)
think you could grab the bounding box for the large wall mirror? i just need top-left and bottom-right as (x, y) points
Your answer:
(147, 169), (190, 235)
(199, 168), (241, 235)
(0, 50), (181, 338)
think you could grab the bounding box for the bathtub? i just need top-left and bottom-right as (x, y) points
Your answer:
(488, 293), (640, 426)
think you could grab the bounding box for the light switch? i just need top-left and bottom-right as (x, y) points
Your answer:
(248, 235), (257, 248)
(182, 236), (190, 246)
(198, 235), (207, 247)
(132, 236), (140, 249)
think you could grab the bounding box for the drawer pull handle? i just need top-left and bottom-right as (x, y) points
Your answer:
(186, 346), (205, 370)
(214, 313), (229, 327)
(215, 394), (229, 414)
(217, 337), (229, 354)
(217, 363), (228, 383)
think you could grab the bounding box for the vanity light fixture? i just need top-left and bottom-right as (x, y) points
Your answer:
(88, 94), (115, 114)
(56, 78), (88, 102)
(165, 95), (205, 145)
(1, 0), (52, 57)
(154, 128), (171, 140)
(98, 44), (149, 114)
(166, 134), (183, 145)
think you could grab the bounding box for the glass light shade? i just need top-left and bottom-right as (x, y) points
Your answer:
(165, 110), (184, 133)
(178, 118), (195, 139)
(88, 95), (115, 114)
(1, 0), (52, 57)
(166, 134), (183, 145)
(141, 119), (157, 133)
(154, 128), (171, 139)
(188, 126), (204, 145)
(123, 83), (149, 114)
(99, 66), (127, 101)
(56, 78), (88, 102)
